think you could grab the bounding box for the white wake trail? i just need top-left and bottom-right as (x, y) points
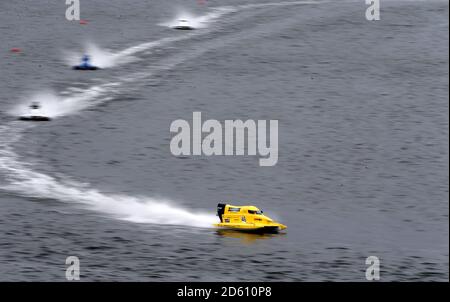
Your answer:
(0, 123), (216, 228)
(63, 7), (237, 69)
(62, 2), (321, 69)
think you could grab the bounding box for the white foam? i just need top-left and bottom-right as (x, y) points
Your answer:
(9, 87), (108, 119)
(63, 43), (136, 69)
(159, 6), (236, 29)
(0, 123), (217, 228)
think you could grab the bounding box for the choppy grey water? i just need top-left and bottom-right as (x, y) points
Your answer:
(0, 0), (448, 281)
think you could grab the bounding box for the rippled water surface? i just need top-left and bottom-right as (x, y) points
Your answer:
(0, 0), (448, 281)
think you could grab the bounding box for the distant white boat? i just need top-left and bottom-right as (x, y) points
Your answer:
(173, 19), (194, 30)
(18, 102), (51, 121)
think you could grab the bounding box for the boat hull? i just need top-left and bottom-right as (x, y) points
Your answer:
(18, 116), (51, 121)
(214, 223), (286, 233)
(73, 66), (99, 70)
(173, 26), (194, 30)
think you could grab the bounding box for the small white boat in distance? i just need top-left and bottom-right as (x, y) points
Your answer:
(18, 102), (51, 121)
(173, 19), (194, 30)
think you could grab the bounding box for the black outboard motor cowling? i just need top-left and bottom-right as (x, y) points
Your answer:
(217, 203), (226, 222)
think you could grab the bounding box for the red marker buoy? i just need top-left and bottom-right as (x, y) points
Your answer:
(79, 19), (88, 25)
(10, 48), (21, 53)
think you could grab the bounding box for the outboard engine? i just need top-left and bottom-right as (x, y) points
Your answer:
(217, 203), (226, 222)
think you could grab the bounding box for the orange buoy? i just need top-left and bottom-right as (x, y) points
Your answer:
(10, 47), (21, 53)
(79, 19), (88, 25)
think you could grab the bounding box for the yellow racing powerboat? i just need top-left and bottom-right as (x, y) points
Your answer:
(214, 203), (287, 233)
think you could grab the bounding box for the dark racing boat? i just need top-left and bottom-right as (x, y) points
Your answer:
(73, 55), (99, 70)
